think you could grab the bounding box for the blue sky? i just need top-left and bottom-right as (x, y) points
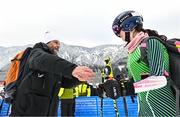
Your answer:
(0, 0), (179, 47)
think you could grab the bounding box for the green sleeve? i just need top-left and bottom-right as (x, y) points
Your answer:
(147, 39), (165, 76)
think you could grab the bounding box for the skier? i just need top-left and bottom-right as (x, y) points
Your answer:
(112, 10), (177, 116)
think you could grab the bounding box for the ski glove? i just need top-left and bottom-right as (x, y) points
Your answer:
(119, 79), (135, 96)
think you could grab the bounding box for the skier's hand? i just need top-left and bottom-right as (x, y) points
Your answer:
(72, 66), (95, 82)
(119, 79), (135, 96)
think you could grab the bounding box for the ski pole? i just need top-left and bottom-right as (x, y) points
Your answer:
(120, 81), (128, 117)
(100, 70), (105, 117)
(113, 98), (119, 117)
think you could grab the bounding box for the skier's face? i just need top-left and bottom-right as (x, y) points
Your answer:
(119, 30), (126, 41)
(47, 40), (60, 55)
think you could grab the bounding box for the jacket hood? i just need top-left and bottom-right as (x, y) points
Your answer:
(33, 42), (53, 54)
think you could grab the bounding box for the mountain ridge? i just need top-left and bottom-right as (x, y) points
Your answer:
(0, 42), (128, 82)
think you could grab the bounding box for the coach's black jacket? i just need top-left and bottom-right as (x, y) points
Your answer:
(10, 42), (81, 116)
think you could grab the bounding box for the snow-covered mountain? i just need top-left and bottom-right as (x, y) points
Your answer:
(0, 45), (32, 69)
(0, 42), (128, 81)
(0, 43), (128, 69)
(59, 43), (128, 67)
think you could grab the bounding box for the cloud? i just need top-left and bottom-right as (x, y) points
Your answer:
(0, 0), (179, 47)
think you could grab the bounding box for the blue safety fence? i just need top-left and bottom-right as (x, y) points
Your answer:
(0, 96), (138, 116)
(0, 100), (10, 116)
(58, 96), (138, 117)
